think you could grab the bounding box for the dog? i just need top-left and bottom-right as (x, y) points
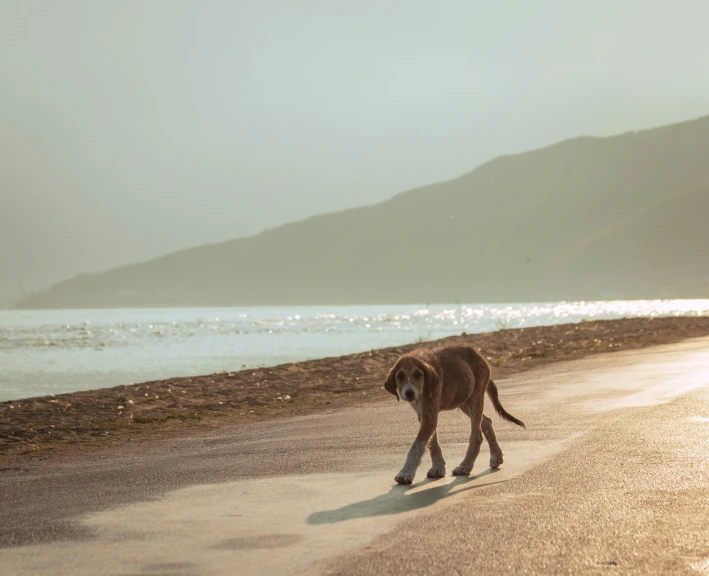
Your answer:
(384, 345), (525, 484)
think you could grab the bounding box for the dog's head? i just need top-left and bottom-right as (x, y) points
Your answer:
(384, 354), (439, 403)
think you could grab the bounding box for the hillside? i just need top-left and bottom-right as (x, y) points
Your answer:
(17, 114), (709, 308)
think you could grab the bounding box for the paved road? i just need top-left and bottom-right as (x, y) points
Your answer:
(2, 338), (709, 575)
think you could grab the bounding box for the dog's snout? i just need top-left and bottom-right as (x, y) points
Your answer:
(404, 388), (415, 400)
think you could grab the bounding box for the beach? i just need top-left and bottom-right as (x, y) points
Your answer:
(7, 300), (708, 402)
(3, 315), (709, 462)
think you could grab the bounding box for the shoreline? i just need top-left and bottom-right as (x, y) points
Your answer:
(2, 315), (709, 461)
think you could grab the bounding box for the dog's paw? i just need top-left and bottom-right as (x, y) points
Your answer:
(489, 451), (504, 469)
(452, 465), (473, 476)
(395, 470), (414, 485)
(426, 465), (446, 478)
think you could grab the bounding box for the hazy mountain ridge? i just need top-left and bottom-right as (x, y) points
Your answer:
(17, 114), (709, 308)
(561, 187), (709, 296)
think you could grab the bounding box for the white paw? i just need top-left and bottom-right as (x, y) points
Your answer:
(395, 470), (415, 485)
(426, 464), (446, 478)
(489, 452), (504, 469)
(452, 464), (473, 476)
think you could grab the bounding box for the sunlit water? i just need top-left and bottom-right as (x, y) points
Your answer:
(1, 300), (708, 401)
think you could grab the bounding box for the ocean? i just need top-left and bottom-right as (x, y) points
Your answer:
(2, 300), (708, 402)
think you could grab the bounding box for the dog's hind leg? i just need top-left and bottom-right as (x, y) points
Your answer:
(453, 396), (484, 476)
(482, 415), (504, 468)
(426, 430), (446, 478)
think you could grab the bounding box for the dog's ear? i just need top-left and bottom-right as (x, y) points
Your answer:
(384, 361), (400, 401)
(420, 361), (440, 398)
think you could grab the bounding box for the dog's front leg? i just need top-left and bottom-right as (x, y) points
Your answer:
(395, 408), (437, 485)
(426, 430), (446, 478)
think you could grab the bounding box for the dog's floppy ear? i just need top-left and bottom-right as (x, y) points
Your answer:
(421, 361), (440, 398)
(384, 361), (400, 401)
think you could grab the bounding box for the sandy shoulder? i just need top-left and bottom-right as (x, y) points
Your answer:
(2, 315), (709, 462)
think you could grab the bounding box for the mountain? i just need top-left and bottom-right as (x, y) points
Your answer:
(17, 114), (709, 309)
(560, 187), (709, 297)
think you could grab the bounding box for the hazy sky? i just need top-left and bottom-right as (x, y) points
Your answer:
(2, 0), (709, 294)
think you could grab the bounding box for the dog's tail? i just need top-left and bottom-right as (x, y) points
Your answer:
(486, 379), (525, 428)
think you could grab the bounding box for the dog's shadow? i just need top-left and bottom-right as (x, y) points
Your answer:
(307, 468), (502, 525)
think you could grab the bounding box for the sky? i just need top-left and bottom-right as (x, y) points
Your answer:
(1, 0), (709, 295)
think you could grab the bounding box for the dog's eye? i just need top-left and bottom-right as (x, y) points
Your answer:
(396, 371), (405, 381)
(413, 369), (423, 380)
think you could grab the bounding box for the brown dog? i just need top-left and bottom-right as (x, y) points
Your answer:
(384, 345), (525, 484)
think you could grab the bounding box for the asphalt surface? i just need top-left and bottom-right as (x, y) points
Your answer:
(2, 338), (709, 575)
